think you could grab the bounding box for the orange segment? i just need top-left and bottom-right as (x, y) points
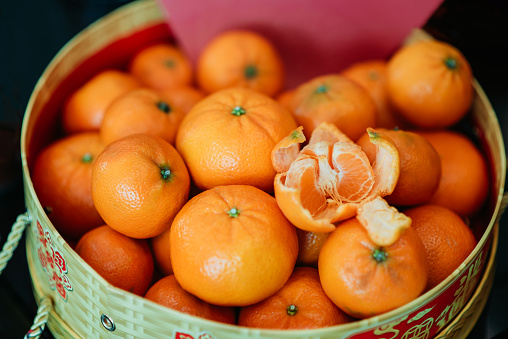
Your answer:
(332, 142), (374, 203)
(285, 156), (326, 216)
(357, 196), (411, 246)
(271, 126), (306, 173)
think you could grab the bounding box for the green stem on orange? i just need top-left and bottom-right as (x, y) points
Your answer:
(231, 106), (246, 116)
(82, 153), (93, 163)
(165, 59), (175, 68)
(372, 248), (388, 263)
(314, 84), (328, 94)
(443, 56), (458, 70)
(287, 304), (298, 316)
(244, 65), (258, 79)
(157, 101), (171, 113)
(227, 207), (240, 218)
(160, 167), (173, 181)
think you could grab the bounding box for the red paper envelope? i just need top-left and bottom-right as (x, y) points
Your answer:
(157, 0), (443, 88)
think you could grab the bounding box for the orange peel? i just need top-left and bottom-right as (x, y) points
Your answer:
(356, 196), (412, 247)
(271, 126), (306, 173)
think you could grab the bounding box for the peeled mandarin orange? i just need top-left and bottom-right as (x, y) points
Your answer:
(274, 124), (400, 233)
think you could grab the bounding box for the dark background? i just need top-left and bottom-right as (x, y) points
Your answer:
(1, 0), (507, 338)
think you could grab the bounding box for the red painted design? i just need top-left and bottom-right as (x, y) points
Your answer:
(35, 221), (72, 301)
(174, 332), (195, 339)
(198, 333), (215, 339)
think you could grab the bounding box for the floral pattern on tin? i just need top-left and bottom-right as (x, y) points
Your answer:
(35, 220), (73, 301)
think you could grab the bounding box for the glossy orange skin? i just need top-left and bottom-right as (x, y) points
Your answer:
(404, 204), (477, 290)
(176, 87), (297, 193)
(157, 85), (205, 114)
(129, 43), (193, 91)
(386, 40), (474, 128)
(341, 59), (407, 129)
(318, 217), (428, 318)
(197, 30), (285, 96)
(100, 88), (186, 145)
(238, 267), (351, 329)
(416, 130), (489, 217)
(295, 229), (329, 268)
(92, 134), (190, 239)
(145, 275), (237, 324)
(290, 74), (376, 141)
(151, 227), (173, 276)
(76, 225), (154, 296)
(31, 132), (105, 240)
(357, 128), (441, 206)
(62, 69), (141, 134)
(170, 185), (299, 307)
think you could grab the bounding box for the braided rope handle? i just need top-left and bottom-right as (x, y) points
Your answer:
(24, 296), (52, 339)
(0, 212), (30, 275)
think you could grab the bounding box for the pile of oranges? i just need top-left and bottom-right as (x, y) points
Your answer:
(31, 28), (489, 329)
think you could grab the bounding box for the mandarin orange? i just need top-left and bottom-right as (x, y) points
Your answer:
(76, 225), (154, 296)
(170, 185), (298, 307)
(176, 87), (297, 193)
(31, 132), (105, 240)
(62, 69), (140, 134)
(238, 267), (351, 329)
(92, 134), (190, 239)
